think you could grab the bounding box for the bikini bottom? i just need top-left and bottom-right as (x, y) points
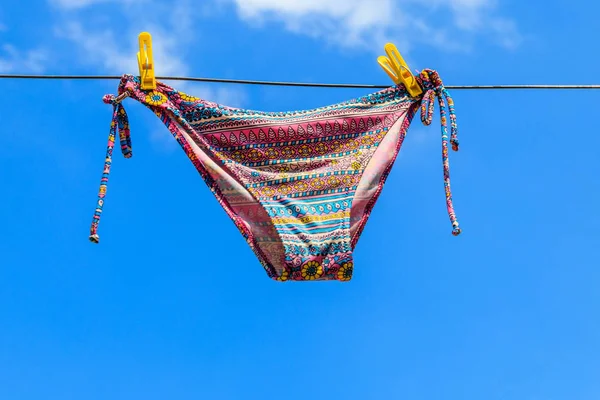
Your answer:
(89, 69), (461, 282)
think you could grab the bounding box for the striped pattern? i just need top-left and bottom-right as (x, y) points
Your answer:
(90, 69), (461, 282)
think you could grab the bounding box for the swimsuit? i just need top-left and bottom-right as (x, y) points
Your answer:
(89, 69), (461, 282)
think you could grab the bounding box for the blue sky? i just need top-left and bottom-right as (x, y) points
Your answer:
(1, 0), (599, 399)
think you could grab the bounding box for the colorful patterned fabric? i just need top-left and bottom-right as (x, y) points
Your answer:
(89, 69), (461, 281)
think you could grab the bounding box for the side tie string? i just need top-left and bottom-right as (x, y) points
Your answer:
(89, 93), (132, 243)
(418, 70), (461, 236)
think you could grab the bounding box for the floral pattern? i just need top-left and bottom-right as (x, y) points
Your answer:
(145, 91), (167, 106)
(276, 268), (289, 282)
(337, 262), (353, 281)
(301, 261), (324, 280)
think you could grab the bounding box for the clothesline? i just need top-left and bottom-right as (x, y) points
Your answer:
(0, 74), (599, 89)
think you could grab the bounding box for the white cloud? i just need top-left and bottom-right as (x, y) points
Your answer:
(225, 0), (522, 51)
(54, 22), (188, 77)
(48, 0), (140, 10)
(435, 0), (523, 48)
(229, 0), (397, 48)
(488, 17), (522, 49)
(50, 0), (247, 106)
(0, 44), (48, 73)
(54, 21), (247, 107)
(49, 0), (248, 154)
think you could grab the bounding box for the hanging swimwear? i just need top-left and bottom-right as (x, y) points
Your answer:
(89, 69), (461, 282)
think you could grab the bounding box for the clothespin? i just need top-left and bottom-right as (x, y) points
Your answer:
(377, 43), (423, 97)
(137, 32), (156, 90)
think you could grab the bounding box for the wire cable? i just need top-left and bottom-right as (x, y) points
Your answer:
(0, 74), (599, 89)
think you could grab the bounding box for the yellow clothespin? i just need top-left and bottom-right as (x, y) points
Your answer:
(137, 32), (156, 90)
(377, 43), (422, 97)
